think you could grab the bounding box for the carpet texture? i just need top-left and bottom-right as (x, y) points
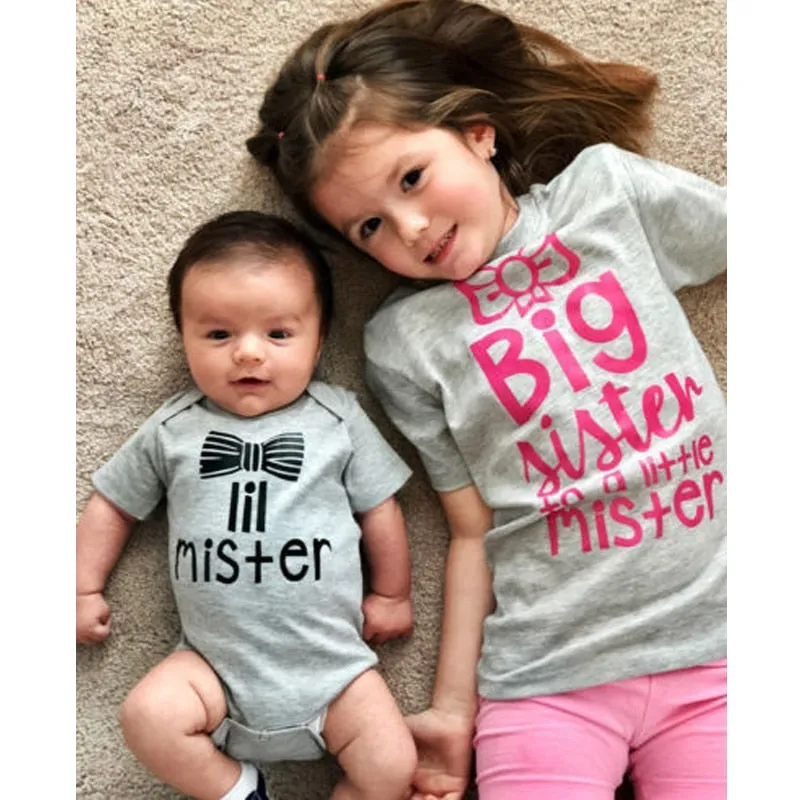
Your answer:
(76, 1), (726, 797)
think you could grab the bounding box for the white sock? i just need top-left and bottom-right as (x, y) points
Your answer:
(220, 761), (259, 800)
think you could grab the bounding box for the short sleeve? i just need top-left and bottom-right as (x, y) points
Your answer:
(365, 353), (472, 494)
(92, 412), (168, 520)
(616, 147), (727, 291)
(340, 394), (413, 513)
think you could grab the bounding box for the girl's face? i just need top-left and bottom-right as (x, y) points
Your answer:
(310, 123), (519, 281)
(180, 253), (323, 417)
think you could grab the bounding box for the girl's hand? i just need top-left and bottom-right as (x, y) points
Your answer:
(406, 707), (474, 800)
(77, 591), (111, 644)
(362, 592), (414, 643)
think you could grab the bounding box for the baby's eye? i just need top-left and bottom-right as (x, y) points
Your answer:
(268, 329), (290, 340)
(207, 330), (229, 340)
(401, 168), (422, 190)
(359, 217), (381, 240)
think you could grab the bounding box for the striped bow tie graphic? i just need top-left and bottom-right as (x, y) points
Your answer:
(199, 431), (304, 481)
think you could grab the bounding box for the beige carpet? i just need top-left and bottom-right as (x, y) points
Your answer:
(76, 1), (726, 797)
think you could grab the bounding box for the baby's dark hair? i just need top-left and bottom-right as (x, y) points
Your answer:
(246, 0), (658, 231)
(168, 211), (334, 337)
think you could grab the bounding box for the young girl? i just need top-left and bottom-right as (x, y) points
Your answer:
(76, 211), (418, 800)
(245, 1), (727, 798)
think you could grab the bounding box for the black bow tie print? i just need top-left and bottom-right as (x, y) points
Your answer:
(199, 431), (304, 481)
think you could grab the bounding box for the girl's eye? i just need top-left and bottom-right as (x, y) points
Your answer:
(401, 168), (422, 190)
(208, 330), (229, 341)
(269, 329), (289, 340)
(359, 217), (381, 240)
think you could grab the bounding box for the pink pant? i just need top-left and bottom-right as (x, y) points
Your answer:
(474, 659), (726, 800)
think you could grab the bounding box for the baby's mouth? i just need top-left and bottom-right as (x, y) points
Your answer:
(234, 378), (267, 386)
(425, 225), (456, 263)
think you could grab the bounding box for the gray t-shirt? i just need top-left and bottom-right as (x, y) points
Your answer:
(93, 381), (412, 730)
(364, 143), (726, 700)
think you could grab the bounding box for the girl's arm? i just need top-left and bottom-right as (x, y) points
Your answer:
(407, 483), (494, 800)
(358, 495), (414, 643)
(76, 491), (136, 644)
(430, 484), (494, 719)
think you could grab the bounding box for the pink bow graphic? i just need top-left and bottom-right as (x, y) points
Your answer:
(455, 233), (581, 325)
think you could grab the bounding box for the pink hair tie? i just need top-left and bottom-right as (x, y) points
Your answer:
(277, 131), (285, 140)
(316, 72), (326, 82)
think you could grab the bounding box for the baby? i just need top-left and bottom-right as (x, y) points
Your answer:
(76, 211), (418, 800)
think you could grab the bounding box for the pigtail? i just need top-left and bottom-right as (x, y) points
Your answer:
(247, 21), (354, 215)
(245, 127), (282, 166)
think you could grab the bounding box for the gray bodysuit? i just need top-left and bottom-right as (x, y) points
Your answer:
(93, 381), (411, 753)
(365, 143), (726, 700)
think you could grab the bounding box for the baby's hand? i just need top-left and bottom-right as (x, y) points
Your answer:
(362, 593), (413, 644)
(77, 591), (111, 644)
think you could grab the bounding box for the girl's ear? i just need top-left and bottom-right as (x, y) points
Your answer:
(464, 123), (497, 160)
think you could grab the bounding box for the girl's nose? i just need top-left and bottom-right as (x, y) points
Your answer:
(397, 210), (429, 247)
(233, 334), (266, 364)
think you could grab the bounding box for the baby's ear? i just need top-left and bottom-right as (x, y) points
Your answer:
(464, 123), (497, 159)
(313, 336), (325, 368)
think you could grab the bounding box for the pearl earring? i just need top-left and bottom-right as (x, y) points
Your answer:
(490, 145), (497, 158)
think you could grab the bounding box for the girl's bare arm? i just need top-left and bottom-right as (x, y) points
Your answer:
(430, 483), (494, 720)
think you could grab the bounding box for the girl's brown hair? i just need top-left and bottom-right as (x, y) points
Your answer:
(247, 0), (658, 229)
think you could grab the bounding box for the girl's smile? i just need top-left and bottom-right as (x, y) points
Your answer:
(311, 123), (519, 282)
(425, 224), (458, 265)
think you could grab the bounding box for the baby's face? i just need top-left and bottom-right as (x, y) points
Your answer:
(180, 252), (323, 417)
